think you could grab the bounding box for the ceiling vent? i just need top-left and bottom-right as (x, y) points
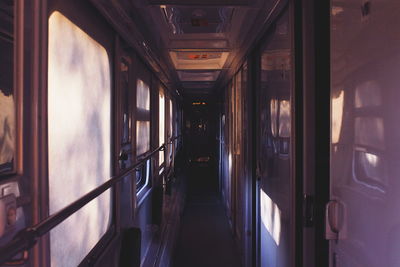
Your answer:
(162, 7), (233, 34)
(170, 50), (229, 70)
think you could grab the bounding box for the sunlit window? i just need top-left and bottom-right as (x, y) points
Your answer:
(136, 121), (150, 155)
(137, 79), (150, 110)
(159, 88), (165, 165)
(279, 100), (290, 138)
(0, 0), (15, 174)
(136, 79), (150, 156)
(168, 99), (173, 166)
(48, 12), (111, 267)
(270, 99), (278, 137)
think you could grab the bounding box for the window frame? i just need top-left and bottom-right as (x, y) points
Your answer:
(158, 86), (166, 171)
(134, 61), (152, 196)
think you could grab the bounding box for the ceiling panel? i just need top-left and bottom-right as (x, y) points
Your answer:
(178, 70), (221, 81)
(168, 39), (229, 49)
(182, 81), (214, 89)
(169, 50), (229, 69)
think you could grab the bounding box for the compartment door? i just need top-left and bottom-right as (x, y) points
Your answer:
(329, 1), (400, 266)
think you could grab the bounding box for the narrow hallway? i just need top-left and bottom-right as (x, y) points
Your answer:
(173, 162), (242, 267)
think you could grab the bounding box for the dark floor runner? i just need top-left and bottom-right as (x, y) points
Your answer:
(173, 162), (242, 267)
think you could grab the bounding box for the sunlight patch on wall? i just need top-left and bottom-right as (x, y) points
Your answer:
(332, 90), (344, 144)
(260, 189), (281, 246)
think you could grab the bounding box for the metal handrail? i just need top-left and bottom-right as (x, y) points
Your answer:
(167, 135), (181, 144)
(0, 143), (168, 265)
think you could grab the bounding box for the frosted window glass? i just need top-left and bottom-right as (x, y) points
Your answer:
(0, 2), (15, 174)
(169, 99), (173, 137)
(136, 121), (150, 156)
(270, 99), (278, 137)
(48, 12), (111, 267)
(159, 90), (165, 164)
(0, 91), (15, 173)
(137, 80), (150, 111)
(279, 100), (291, 138)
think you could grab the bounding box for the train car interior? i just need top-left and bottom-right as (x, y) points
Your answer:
(1, 0), (400, 267)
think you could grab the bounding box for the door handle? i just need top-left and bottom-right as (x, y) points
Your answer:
(325, 200), (340, 240)
(119, 150), (129, 169)
(119, 151), (129, 161)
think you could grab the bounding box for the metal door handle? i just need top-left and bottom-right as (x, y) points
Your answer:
(325, 200), (339, 240)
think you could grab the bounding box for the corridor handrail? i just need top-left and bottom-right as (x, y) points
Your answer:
(167, 134), (181, 144)
(0, 143), (169, 265)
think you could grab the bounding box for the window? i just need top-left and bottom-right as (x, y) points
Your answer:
(159, 88), (165, 165)
(270, 99), (278, 137)
(136, 79), (150, 156)
(48, 12), (111, 267)
(135, 79), (150, 193)
(168, 99), (173, 165)
(0, 0), (16, 174)
(121, 58), (131, 144)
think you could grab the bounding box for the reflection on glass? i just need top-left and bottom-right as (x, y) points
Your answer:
(354, 150), (387, 189)
(355, 117), (385, 149)
(259, 9), (291, 267)
(0, 1), (15, 174)
(48, 12), (111, 267)
(159, 89), (165, 164)
(332, 90), (344, 144)
(355, 81), (381, 108)
(136, 121), (150, 156)
(270, 99), (278, 137)
(279, 100), (290, 138)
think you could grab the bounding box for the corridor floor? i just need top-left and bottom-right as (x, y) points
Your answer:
(173, 162), (242, 267)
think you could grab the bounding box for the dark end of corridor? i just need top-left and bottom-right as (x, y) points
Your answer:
(173, 161), (242, 267)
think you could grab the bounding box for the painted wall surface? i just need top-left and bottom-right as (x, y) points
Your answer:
(330, 1), (400, 266)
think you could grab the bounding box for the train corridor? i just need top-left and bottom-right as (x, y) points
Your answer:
(173, 161), (242, 267)
(4, 0), (400, 267)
